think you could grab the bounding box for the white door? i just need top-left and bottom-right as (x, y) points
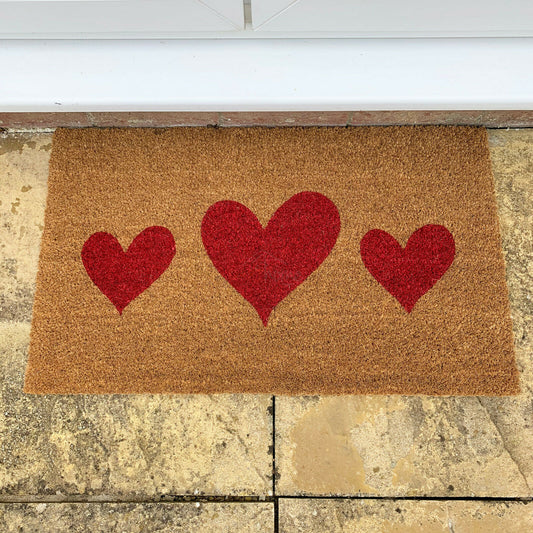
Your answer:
(251, 0), (533, 37)
(0, 0), (244, 37)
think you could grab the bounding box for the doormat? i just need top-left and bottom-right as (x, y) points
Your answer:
(24, 126), (520, 395)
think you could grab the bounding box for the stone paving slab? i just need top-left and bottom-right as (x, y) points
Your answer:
(0, 133), (50, 322)
(0, 133), (273, 498)
(0, 502), (273, 532)
(275, 129), (533, 497)
(279, 498), (533, 532)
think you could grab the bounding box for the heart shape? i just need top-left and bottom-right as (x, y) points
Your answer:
(81, 226), (176, 314)
(202, 192), (341, 325)
(360, 225), (455, 312)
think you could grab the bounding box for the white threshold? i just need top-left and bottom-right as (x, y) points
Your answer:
(1, 38), (532, 112)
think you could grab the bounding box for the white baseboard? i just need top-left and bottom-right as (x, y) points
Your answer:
(1, 38), (532, 112)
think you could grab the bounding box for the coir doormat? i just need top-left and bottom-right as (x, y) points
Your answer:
(25, 126), (519, 395)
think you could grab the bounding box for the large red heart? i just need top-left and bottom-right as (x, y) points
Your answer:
(81, 226), (175, 314)
(202, 192), (341, 326)
(360, 225), (455, 312)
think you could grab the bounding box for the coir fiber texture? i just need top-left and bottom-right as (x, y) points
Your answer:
(25, 126), (520, 395)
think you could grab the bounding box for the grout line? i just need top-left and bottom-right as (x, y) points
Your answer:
(274, 496), (279, 533)
(271, 395), (278, 532)
(0, 498), (273, 505)
(272, 395), (277, 497)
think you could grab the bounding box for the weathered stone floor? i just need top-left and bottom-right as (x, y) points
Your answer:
(279, 499), (533, 532)
(0, 129), (532, 531)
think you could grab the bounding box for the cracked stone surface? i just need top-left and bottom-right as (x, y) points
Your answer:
(275, 129), (533, 497)
(0, 502), (273, 532)
(279, 499), (533, 532)
(0, 133), (273, 499)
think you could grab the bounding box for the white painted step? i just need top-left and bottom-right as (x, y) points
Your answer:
(1, 38), (532, 111)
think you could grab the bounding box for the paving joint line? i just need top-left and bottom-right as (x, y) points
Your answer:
(271, 395), (279, 532)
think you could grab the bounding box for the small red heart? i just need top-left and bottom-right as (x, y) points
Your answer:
(81, 226), (175, 314)
(360, 225), (455, 312)
(202, 192), (341, 326)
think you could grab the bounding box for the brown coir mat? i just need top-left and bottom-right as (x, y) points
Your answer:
(25, 126), (519, 395)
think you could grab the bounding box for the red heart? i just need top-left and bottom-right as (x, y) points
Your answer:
(81, 226), (175, 314)
(202, 192), (341, 326)
(360, 225), (455, 312)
